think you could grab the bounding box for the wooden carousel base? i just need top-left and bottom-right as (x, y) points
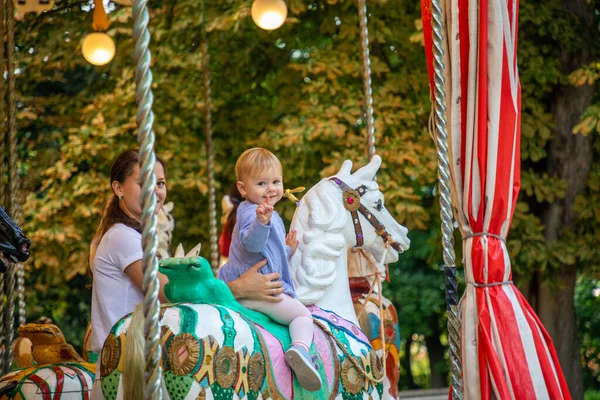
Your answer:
(399, 388), (449, 399)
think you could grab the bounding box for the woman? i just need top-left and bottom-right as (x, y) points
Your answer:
(90, 150), (284, 399)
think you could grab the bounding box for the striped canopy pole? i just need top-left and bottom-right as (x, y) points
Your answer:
(421, 0), (571, 398)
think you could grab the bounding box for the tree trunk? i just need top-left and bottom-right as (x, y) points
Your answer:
(425, 329), (447, 388)
(531, 2), (595, 399)
(425, 317), (448, 388)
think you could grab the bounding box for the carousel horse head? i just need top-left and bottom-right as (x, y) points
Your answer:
(0, 206), (31, 272)
(289, 155), (410, 323)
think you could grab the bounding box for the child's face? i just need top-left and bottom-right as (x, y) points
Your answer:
(237, 167), (283, 207)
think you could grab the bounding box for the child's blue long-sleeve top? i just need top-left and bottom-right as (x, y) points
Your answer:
(219, 200), (296, 297)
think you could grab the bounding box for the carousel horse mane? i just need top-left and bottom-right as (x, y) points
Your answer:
(289, 178), (349, 304)
(0, 205), (31, 273)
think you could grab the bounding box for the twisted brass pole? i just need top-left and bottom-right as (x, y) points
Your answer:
(131, 0), (162, 397)
(0, 0), (6, 373)
(202, 0), (219, 273)
(357, 0), (375, 160)
(430, 0), (463, 397)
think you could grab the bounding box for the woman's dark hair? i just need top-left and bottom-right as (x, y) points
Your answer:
(90, 149), (166, 265)
(225, 183), (243, 239)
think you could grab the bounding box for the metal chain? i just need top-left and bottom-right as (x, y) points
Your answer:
(357, 0), (375, 160)
(430, 0), (463, 397)
(16, 266), (25, 327)
(202, 0), (219, 273)
(131, 0), (162, 397)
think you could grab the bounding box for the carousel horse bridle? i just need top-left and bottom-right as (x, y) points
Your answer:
(329, 177), (402, 252)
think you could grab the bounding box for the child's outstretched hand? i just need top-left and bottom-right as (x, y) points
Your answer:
(256, 199), (274, 225)
(286, 230), (299, 256)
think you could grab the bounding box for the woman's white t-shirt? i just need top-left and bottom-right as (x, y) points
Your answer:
(90, 223), (143, 355)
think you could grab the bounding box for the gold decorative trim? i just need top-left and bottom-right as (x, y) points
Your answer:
(341, 357), (362, 394)
(342, 188), (361, 212)
(235, 349), (250, 393)
(100, 334), (119, 377)
(370, 350), (384, 381)
(215, 346), (238, 388)
(248, 352), (265, 392)
(194, 336), (218, 384)
(167, 333), (201, 376)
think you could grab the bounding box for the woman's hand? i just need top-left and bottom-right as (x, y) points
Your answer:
(286, 230), (299, 256)
(227, 259), (284, 302)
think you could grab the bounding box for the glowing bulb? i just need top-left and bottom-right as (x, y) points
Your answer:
(251, 0), (287, 31)
(82, 32), (116, 66)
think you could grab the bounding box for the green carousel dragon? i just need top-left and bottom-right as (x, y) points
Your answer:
(100, 155), (410, 400)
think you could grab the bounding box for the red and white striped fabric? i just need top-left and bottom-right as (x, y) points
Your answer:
(420, 0), (571, 398)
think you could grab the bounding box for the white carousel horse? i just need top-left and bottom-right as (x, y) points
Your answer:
(290, 155), (409, 324)
(289, 154), (410, 397)
(97, 155), (409, 400)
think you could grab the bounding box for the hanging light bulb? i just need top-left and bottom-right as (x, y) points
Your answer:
(82, 0), (115, 66)
(82, 32), (115, 66)
(251, 0), (287, 31)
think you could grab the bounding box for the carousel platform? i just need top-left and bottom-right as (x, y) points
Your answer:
(399, 388), (449, 399)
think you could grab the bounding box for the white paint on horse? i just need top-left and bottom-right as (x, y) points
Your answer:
(289, 155), (410, 326)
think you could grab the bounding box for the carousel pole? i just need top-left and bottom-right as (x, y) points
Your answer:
(201, 0), (219, 273)
(4, 0), (24, 374)
(0, 0), (7, 373)
(430, 0), (463, 397)
(9, 0), (26, 332)
(131, 0), (163, 396)
(357, 0), (375, 160)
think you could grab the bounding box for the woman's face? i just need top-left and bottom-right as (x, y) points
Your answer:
(113, 162), (167, 220)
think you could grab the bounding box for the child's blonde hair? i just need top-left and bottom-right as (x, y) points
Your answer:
(235, 148), (282, 181)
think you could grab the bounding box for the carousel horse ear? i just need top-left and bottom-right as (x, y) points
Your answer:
(337, 159), (353, 176)
(353, 155), (382, 181)
(163, 201), (174, 213)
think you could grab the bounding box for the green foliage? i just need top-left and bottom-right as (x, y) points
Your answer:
(586, 389), (600, 400)
(511, 0), (600, 282)
(9, 0), (600, 389)
(15, 0), (437, 359)
(576, 279), (600, 389)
